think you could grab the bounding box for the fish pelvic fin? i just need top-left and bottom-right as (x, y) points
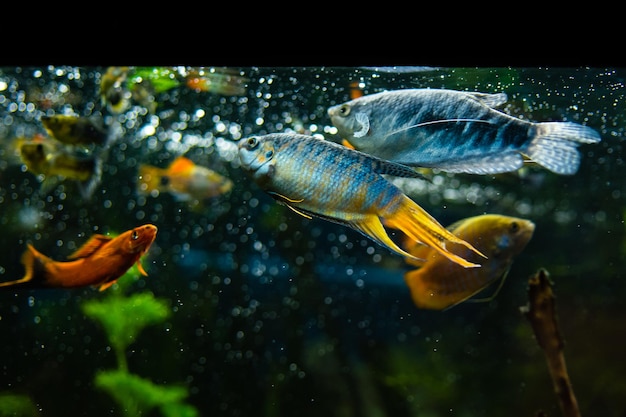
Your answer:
(98, 280), (117, 291)
(526, 122), (601, 175)
(384, 196), (485, 268)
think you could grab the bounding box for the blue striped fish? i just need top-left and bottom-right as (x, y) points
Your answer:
(327, 88), (601, 175)
(238, 133), (485, 268)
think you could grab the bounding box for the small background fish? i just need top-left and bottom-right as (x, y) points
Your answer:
(402, 214), (535, 310)
(137, 156), (233, 207)
(328, 88), (601, 175)
(19, 136), (103, 200)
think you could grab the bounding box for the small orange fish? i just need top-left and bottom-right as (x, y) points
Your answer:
(348, 80), (365, 100)
(137, 156), (233, 203)
(0, 224), (157, 291)
(185, 68), (248, 96)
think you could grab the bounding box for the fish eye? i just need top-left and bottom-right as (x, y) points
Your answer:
(246, 137), (258, 149)
(510, 222), (520, 233)
(131, 230), (139, 240)
(339, 104), (351, 117)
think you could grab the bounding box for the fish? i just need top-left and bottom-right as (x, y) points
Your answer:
(137, 156), (233, 203)
(185, 67), (248, 96)
(238, 132), (486, 268)
(327, 88), (602, 175)
(402, 214), (535, 310)
(99, 66), (131, 113)
(0, 224), (158, 291)
(41, 115), (111, 147)
(19, 138), (103, 199)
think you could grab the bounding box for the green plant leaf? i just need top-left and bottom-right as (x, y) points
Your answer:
(82, 292), (171, 354)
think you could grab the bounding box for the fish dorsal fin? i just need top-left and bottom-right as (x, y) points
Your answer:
(67, 235), (112, 259)
(168, 156), (195, 175)
(465, 92), (508, 108)
(369, 156), (430, 181)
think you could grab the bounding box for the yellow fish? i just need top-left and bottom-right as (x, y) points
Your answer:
(402, 214), (535, 310)
(41, 115), (111, 147)
(238, 133), (485, 268)
(19, 137), (103, 199)
(99, 66), (131, 113)
(137, 156), (233, 203)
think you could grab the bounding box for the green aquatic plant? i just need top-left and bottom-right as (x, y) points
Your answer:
(81, 267), (198, 417)
(95, 370), (197, 417)
(0, 393), (38, 417)
(82, 291), (170, 371)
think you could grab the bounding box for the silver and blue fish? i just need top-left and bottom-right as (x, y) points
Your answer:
(238, 132), (485, 268)
(327, 88), (601, 175)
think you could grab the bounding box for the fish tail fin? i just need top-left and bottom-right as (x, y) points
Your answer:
(384, 196), (485, 268)
(137, 165), (165, 194)
(0, 245), (45, 289)
(77, 155), (103, 200)
(527, 122), (601, 175)
(103, 119), (123, 151)
(353, 215), (426, 262)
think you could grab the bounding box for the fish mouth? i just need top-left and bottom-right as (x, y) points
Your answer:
(139, 224), (158, 246)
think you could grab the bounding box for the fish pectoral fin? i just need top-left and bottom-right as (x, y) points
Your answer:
(137, 260), (149, 276)
(341, 139), (356, 150)
(67, 235), (112, 259)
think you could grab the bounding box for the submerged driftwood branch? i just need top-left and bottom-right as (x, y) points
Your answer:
(519, 268), (581, 417)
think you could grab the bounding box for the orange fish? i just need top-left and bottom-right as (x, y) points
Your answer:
(137, 156), (233, 203)
(0, 224), (157, 291)
(348, 80), (365, 100)
(185, 68), (248, 96)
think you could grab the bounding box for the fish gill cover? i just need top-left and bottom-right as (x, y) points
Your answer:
(0, 66), (624, 417)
